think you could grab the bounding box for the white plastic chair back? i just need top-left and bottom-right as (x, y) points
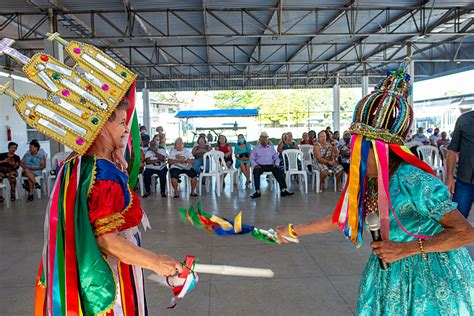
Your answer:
(299, 145), (313, 162)
(202, 151), (221, 174)
(283, 149), (302, 172)
(51, 151), (72, 171)
(416, 145), (439, 167)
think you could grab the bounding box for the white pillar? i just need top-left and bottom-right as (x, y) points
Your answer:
(362, 75), (369, 97)
(142, 82), (151, 134)
(333, 75), (340, 132)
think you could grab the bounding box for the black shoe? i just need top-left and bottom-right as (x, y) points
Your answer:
(250, 192), (261, 199)
(27, 194), (34, 202)
(190, 193), (198, 197)
(161, 192), (167, 198)
(173, 194), (180, 199)
(178, 177), (182, 184)
(35, 183), (42, 190)
(281, 190), (294, 197)
(142, 192), (151, 199)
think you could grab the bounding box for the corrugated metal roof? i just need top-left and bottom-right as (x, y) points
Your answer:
(0, 0), (472, 90)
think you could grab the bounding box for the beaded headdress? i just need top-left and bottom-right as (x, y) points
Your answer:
(0, 32), (137, 154)
(332, 58), (436, 247)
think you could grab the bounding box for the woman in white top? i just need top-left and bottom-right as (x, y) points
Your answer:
(142, 140), (168, 198)
(168, 138), (198, 198)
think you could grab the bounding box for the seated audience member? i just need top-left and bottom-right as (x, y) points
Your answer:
(437, 131), (450, 148)
(308, 130), (316, 145)
(234, 134), (252, 186)
(249, 132), (294, 199)
(21, 139), (46, 202)
(216, 135), (233, 169)
(332, 131), (340, 142)
(338, 131), (351, 174)
(155, 126), (166, 147)
(168, 138), (198, 198)
(412, 127), (429, 145)
(429, 127), (441, 146)
(300, 132), (311, 145)
(192, 136), (212, 175)
(139, 125), (148, 135)
(216, 135), (233, 187)
(312, 131), (344, 192)
(0, 142), (20, 202)
(142, 140), (168, 198)
(277, 132), (298, 170)
(141, 133), (150, 151)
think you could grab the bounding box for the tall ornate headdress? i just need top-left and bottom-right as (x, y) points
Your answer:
(332, 58), (436, 247)
(0, 32), (137, 154)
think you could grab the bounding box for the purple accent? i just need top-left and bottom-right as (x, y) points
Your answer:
(102, 84), (109, 91)
(73, 48), (81, 54)
(62, 90), (70, 97)
(76, 138), (84, 146)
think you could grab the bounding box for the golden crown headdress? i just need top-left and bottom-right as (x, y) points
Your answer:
(0, 32), (136, 154)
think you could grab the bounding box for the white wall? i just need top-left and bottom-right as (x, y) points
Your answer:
(0, 74), (48, 159)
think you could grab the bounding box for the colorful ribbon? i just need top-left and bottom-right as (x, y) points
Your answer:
(179, 201), (279, 244)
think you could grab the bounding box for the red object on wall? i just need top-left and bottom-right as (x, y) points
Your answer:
(6, 126), (12, 141)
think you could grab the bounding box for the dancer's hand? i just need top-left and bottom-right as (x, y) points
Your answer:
(154, 255), (184, 276)
(446, 175), (455, 196)
(371, 240), (413, 263)
(275, 226), (290, 244)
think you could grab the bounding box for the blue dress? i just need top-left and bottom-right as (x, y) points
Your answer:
(357, 163), (473, 315)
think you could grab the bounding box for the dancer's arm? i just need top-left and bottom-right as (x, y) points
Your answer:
(97, 232), (183, 276)
(372, 210), (474, 263)
(276, 214), (339, 243)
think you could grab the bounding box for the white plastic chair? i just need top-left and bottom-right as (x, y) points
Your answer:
(299, 144), (314, 172)
(215, 151), (237, 193)
(198, 152), (223, 196)
(47, 151), (72, 196)
(283, 149), (308, 194)
(417, 145), (446, 182)
(21, 168), (46, 199)
(0, 179), (11, 208)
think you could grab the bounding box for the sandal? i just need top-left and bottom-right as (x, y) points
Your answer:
(190, 193), (198, 197)
(173, 194), (180, 199)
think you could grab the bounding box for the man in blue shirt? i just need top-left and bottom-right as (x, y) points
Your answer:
(249, 132), (293, 198)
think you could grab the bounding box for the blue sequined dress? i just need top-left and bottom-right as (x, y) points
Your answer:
(357, 163), (473, 315)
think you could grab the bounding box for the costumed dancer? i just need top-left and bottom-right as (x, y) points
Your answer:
(276, 59), (473, 315)
(0, 33), (183, 315)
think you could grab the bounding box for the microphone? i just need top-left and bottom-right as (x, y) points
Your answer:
(365, 213), (389, 270)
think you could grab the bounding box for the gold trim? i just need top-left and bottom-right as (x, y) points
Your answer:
(95, 212), (124, 227)
(349, 122), (405, 145)
(87, 156), (98, 197)
(94, 218), (126, 237)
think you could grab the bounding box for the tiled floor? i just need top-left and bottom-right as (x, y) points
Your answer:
(0, 178), (472, 315)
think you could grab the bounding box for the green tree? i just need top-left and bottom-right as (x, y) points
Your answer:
(214, 90), (256, 109)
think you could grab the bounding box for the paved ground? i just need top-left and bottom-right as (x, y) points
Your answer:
(0, 177), (472, 316)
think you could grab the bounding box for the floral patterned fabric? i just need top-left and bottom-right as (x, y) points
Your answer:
(357, 163), (473, 315)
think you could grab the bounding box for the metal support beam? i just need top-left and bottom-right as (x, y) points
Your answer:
(142, 81), (150, 132)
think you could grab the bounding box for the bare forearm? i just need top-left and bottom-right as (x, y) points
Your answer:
(97, 234), (161, 271)
(446, 150), (457, 178)
(293, 214), (339, 236)
(405, 226), (474, 256)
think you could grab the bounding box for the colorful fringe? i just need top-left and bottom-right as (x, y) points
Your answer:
(179, 201), (279, 244)
(332, 135), (436, 247)
(34, 155), (116, 316)
(124, 81), (141, 189)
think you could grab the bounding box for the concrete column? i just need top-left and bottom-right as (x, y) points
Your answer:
(333, 75), (340, 132)
(142, 81), (151, 134)
(362, 75), (369, 97)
